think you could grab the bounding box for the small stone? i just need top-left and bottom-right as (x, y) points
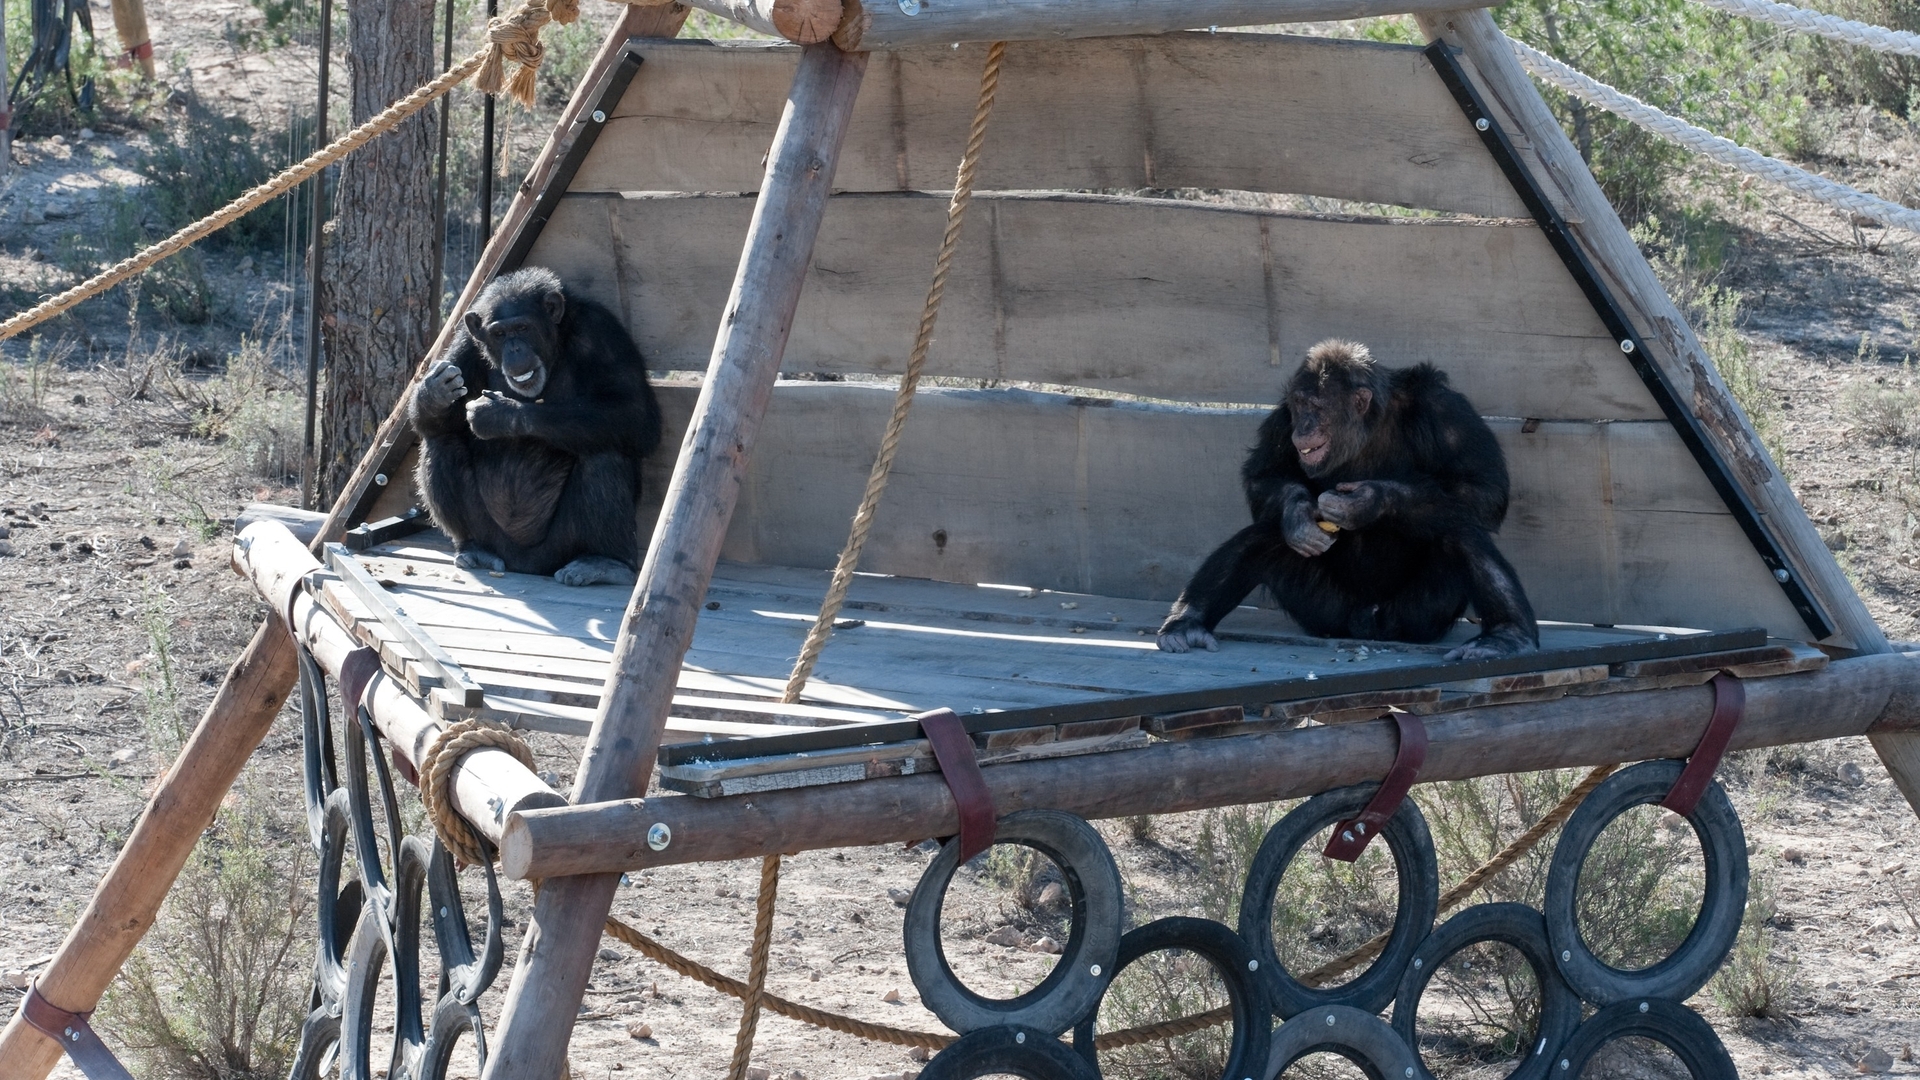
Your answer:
(908, 1046), (930, 1063)
(0, 539), (14, 557)
(626, 1021), (652, 1040)
(172, 538), (192, 558)
(0, 970), (30, 989)
(172, 557), (192, 570)
(882, 988), (902, 1003)
(1029, 935), (1063, 955)
(236, 256), (255, 274)
(747, 1068), (770, 1080)
(1841, 761), (1867, 786)
(598, 947), (622, 961)
(22, 206), (43, 225)
(109, 748), (137, 766)
(1760, 1067), (1772, 1075)
(1859, 1048), (1894, 1074)
(788, 1072), (806, 1080)
(77, 127), (93, 140)
(865, 1074), (904, 1080)
(985, 926), (1024, 948)
(69, 393), (85, 405)
(1037, 882), (1066, 908)
(1883, 861), (1907, 875)
(1058, 602), (1077, 609)
(1782, 847), (1807, 864)
(1870, 917), (1899, 933)
(887, 887), (912, 906)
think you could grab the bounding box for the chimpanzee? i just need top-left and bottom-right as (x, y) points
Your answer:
(1157, 339), (1538, 661)
(409, 267), (662, 586)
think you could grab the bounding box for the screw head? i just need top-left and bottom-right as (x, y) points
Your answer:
(647, 822), (672, 851)
(1774, 568), (1791, 582)
(898, 0), (920, 13)
(1475, 117), (1490, 131)
(374, 473), (389, 486)
(1560, 1061), (1571, 1071)
(1090, 964), (1102, 977)
(1341, 830), (1355, 843)
(1638, 1001), (1650, 1013)
(1248, 959), (1259, 972)
(1413, 957), (1423, 970)
(1561, 950), (1571, 962)
(1406, 1069), (1416, 1078)
(440, 906), (449, 918)
(1326, 1014), (1337, 1026)
(591, 109), (607, 123)
(1015, 1031), (1025, 1044)
(1620, 339), (1636, 354)
(1355, 821), (1366, 835)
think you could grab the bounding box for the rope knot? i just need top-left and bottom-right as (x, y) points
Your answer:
(473, 0), (574, 107)
(420, 717), (538, 866)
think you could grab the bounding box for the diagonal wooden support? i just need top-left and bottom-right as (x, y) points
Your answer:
(477, 40), (872, 1080)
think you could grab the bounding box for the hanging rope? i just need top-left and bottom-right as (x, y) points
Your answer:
(1692, 0), (1920, 57)
(726, 854), (784, 1080)
(0, 0), (569, 344)
(780, 41), (1008, 704)
(1509, 38), (1920, 234)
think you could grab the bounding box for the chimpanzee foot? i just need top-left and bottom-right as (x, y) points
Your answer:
(1444, 624), (1538, 662)
(454, 545), (506, 573)
(1156, 618), (1220, 654)
(554, 555), (637, 587)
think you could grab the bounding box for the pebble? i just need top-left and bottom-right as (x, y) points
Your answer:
(626, 1021), (652, 1040)
(882, 988), (901, 1002)
(1841, 761), (1867, 786)
(1028, 936), (1062, 955)
(0, 970), (30, 989)
(1883, 861), (1906, 875)
(1782, 847), (1807, 864)
(984, 926), (1024, 948)
(1859, 1048), (1894, 1074)
(747, 1068), (770, 1080)
(1037, 881), (1066, 908)
(109, 748), (137, 766)
(0, 523), (10, 539)
(172, 538), (192, 558)
(886, 887), (912, 906)
(908, 1047), (930, 1063)
(172, 557), (192, 570)
(597, 947), (622, 961)
(0, 539), (13, 557)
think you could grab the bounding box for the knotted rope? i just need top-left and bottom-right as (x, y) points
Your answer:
(476, 0), (578, 106)
(780, 41), (1008, 704)
(0, 0), (570, 345)
(1510, 38), (1920, 234)
(1692, 0), (1920, 56)
(420, 718), (538, 865)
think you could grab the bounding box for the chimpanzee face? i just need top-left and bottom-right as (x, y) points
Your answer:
(465, 287), (565, 400)
(1287, 379), (1374, 478)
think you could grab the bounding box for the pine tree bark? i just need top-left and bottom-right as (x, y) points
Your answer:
(317, 0), (439, 504)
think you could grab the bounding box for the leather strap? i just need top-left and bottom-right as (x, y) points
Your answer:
(1661, 673), (1745, 817)
(919, 708), (997, 863)
(337, 646), (382, 714)
(20, 983), (136, 1080)
(1324, 711), (1429, 862)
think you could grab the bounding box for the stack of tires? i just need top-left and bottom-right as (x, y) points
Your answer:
(910, 761), (1747, 1080)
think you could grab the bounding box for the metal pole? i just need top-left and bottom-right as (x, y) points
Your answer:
(478, 0), (497, 241)
(0, 0), (11, 178)
(428, 0), (452, 328)
(300, 0), (332, 510)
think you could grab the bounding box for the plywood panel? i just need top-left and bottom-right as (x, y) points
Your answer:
(574, 35), (1530, 217)
(637, 383), (1806, 636)
(526, 191), (1661, 420)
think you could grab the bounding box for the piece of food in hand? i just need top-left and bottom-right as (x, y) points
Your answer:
(1316, 520), (1341, 534)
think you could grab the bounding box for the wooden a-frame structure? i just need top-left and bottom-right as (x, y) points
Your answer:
(8, 2), (1920, 1077)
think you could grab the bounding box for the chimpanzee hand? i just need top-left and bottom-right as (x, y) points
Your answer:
(1283, 498), (1336, 558)
(416, 360), (466, 415)
(1317, 481), (1387, 531)
(1156, 615), (1219, 653)
(466, 391), (532, 440)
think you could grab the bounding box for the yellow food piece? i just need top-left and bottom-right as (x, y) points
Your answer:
(1317, 520), (1340, 534)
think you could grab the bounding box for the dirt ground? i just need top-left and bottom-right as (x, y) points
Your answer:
(6, 4), (1920, 1080)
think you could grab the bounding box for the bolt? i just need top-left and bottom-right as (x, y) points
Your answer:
(1774, 568), (1791, 582)
(1475, 117), (1490, 131)
(1638, 1001), (1649, 1013)
(1248, 959), (1258, 972)
(1015, 1031), (1025, 1044)
(1561, 1061), (1571, 1071)
(1341, 830), (1355, 843)
(1090, 964), (1102, 977)
(440, 906), (449, 918)
(1561, 950), (1571, 962)
(1620, 339), (1636, 354)
(591, 109), (607, 123)
(1325, 1014), (1337, 1026)
(898, 0), (920, 12)
(374, 473), (389, 486)
(1355, 821), (1366, 835)
(1413, 957), (1423, 970)
(647, 822), (672, 851)
(1406, 1069), (1415, 1078)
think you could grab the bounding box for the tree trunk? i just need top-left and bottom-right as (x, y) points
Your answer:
(317, 0), (438, 504)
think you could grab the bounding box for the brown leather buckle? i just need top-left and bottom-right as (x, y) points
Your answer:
(1324, 711), (1428, 862)
(1662, 673), (1744, 817)
(919, 708), (997, 863)
(20, 983), (135, 1080)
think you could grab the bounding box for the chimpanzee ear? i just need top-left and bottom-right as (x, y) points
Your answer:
(1353, 387), (1374, 417)
(464, 310), (484, 339)
(543, 289), (565, 324)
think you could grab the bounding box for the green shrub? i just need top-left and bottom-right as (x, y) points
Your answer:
(136, 90), (285, 250)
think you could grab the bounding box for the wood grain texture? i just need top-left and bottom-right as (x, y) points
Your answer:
(829, 0), (1494, 51)
(578, 35), (1526, 216)
(1418, 8), (1884, 654)
(529, 191), (1658, 418)
(500, 650), (1920, 877)
(632, 383), (1809, 636)
(681, 0), (841, 42)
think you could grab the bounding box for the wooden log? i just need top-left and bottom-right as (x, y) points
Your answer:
(1416, 9), (1884, 657)
(500, 651), (1920, 878)
(831, 0), (1496, 51)
(0, 620), (296, 1080)
(682, 0), (842, 42)
(478, 41), (870, 1080)
(313, 2), (692, 549)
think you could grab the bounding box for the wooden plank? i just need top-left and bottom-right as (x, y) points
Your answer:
(1419, 8), (1883, 654)
(581, 36), (1525, 217)
(637, 382), (1809, 635)
(1613, 645), (1795, 679)
(535, 191), (1659, 420)
(1265, 687), (1442, 719)
(830, 0), (1496, 50)
(1435, 664), (1606, 694)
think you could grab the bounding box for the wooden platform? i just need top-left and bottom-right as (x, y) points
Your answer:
(303, 531), (1825, 798)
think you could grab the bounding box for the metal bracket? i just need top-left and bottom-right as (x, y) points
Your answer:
(1324, 711), (1428, 862)
(324, 543), (486, 708)
(1423, 40), (1831, 641)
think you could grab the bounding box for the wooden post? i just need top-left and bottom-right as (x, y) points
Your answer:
(0, 0), (11, 177)
(831, 0), (1493, 51)
(0, 621), (297, 1080)
(477, 40), (870, 1080)
(106, 0), (155, 79)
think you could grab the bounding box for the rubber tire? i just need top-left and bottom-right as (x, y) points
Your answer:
(1238, 784), (1440, 1018)
(905, 809), (1124, 1035)
(1543, 760), (1748, 1005)
(1264, 1005), (1420, 1080)
(1547, 999), (1738, 1080)
(1389, 903), (1581, 1080)
(1071, 917), (1272, 1080)
(920, 1026), (1102, 1080)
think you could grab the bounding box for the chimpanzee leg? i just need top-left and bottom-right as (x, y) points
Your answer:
(1442, 526), (1539, 660)
(521, 452), (641, 585)
(1360, 553), (1470, 644)
(417, 436), (507, 572)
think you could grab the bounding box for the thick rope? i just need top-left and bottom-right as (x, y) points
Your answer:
(0, 0), (567, 345)
(726, 854), (784, 1080)
(780, 41), (1007, 704)
(1692, 0), (1920, 56)
(1510, 38), (1920, 234)
(597, 765), (1620, 1053)
(420, 718), (538, 866)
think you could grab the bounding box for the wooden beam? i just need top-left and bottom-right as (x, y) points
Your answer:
(500, 651), (1920, 878)
(0, 621), (297, 1080)
(1416, 10), (1884, 655)
(832, 0), (1494, 51)
(314, 2), (693, 548)
(478, 41), (870, 1080)
(682, 0), (842, 42)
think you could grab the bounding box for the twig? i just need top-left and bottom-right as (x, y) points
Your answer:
(0, 771), (148, 786)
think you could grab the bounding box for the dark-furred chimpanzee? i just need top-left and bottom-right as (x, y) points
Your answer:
(1157, 339), (1538, 661)
(410, 267), (662, 586)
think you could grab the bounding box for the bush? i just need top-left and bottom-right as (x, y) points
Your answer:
(1711, 868), (1797, 1018)
(136, 89), (287, 250)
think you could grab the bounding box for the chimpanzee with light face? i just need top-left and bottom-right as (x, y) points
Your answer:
(1157, 339), (1538, 661)
(410, 267), (661, 586)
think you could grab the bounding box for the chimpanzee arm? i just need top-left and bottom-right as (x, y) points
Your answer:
(1443, 526), (1540, 659)
(1315, 383), (1509, 538)
(410, 340), (488, 439)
